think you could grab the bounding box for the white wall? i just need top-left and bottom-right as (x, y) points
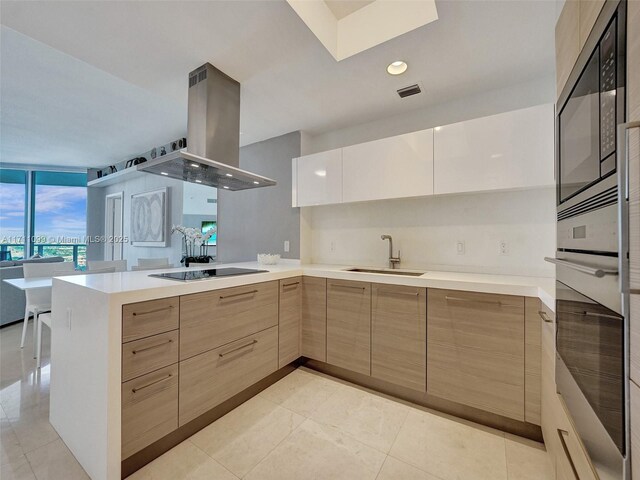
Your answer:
(301, 75), (555, 155)
(304, 187), (556, 277)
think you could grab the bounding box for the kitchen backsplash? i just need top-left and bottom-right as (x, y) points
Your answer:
(301, 187), (556, 277)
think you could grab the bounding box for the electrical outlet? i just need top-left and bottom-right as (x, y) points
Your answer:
(330, 240), (336, 252)
(499, 241), (508, 255)
(456, 240), (465, 255)
(284, 240), (290, 252)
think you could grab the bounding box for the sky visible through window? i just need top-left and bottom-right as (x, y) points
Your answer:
(0, 171), (87, 264)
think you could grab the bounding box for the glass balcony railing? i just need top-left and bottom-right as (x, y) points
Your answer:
(0, 244), (86, 269)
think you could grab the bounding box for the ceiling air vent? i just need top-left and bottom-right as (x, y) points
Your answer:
(397, 84), (422, 98)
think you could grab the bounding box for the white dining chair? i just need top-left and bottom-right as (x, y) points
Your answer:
(35, 312), (51, 369)
(131, 264), (174, 271)
(20, 262), (76, 350)
(84, 266), (117, 274)
(87, 259), (127, 272)
(136, 258), (170, 269)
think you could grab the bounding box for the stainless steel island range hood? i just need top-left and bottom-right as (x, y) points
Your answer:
(138, 63), (276, 190)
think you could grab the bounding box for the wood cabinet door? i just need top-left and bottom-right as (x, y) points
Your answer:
(342, 129), (434, 203)
(630, 0), (640, 123)
(556, 0), (580, 98)
(279, 277), (301, 368)
(326, 280), (371, 376)
(121, 364), (178, 459)
(579, 0), (605, 48)
(179, 326), (278, 426)
(631, 380), (640, 480)
(122, 297), (179, 343)
(180, 281), (278, 360)
(301, 276), (327, 361)
(294, 148), (343, 207)
(524, 298), (542, 425)
(540, 302), (560, 479)
(371, 284), (426, 391)
(426, 288), (525, 421)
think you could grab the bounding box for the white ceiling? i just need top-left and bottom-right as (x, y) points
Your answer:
(324, 0), (376, 20)
(0, 0), (556, 169)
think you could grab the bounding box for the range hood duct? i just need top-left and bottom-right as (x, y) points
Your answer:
(138, 63), (276, 190)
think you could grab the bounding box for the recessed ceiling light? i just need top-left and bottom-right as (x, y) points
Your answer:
(223, 186), (229, 189)
(160, 172), (169, 176)
(253, 181), (259, 185)
(387, 60), (408, 75)
(225, 173), (233, 177)
(434, 126), (441, 131)
(191, 163), (199, 168)
(195, 179), (202, 183)
(314, 170), (327, 177)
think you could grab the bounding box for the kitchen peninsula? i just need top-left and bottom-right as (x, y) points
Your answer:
(50, 263), (554, 480)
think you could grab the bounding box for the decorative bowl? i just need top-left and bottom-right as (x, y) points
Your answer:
(257, 253), (280, 265)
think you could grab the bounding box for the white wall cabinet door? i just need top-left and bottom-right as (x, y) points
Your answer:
(433, 104), (554, 195)
(293, 148), (343, 207)
(342, 129), (434, 203)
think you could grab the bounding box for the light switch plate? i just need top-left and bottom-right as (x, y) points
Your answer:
(284, 240), (290, 252)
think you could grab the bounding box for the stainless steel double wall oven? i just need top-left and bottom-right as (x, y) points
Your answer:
(551, 0), (629, 478)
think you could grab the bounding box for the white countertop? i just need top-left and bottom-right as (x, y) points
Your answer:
(55, 261), (555, 310)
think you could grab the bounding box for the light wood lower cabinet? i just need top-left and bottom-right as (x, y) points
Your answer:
(121, 364), (179, 459)
(179, 281), (278, 360)
(631, 380), (640, 480)
(326, 280), (371, 376)
(301, 276), (326, 361)
(178, 326), (278, 426)
(279, 277), (301, 368)
(371, 284), (426, 391)
(524, 298), (542, 425)
(122, 330), (179, 382)
(427, 289), (525, 421)
(122, 297), (179, 343)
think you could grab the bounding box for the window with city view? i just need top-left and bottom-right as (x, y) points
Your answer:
(0, 169), (87, 267)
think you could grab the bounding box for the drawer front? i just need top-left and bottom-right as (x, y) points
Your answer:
(122, 330), (179, 382)
(371, 284), (426, 391)
(121, 364), (178, 459)
(301, 276), (327, 361)
(180, 281), (278, 360)
(179, 326), (278, 426)
(279, 277), (302, 368)
(326, 280), (371, 376)
(427, 288), (525, 421)
(556, 395), (599, 480)
(122, 297), (179, 343)
(524, 297), (542, 425)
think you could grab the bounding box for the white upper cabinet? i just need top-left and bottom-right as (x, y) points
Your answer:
(293, 148), (343, 207)
(433, 104), (555, 195)
(342, 129), (434, 203)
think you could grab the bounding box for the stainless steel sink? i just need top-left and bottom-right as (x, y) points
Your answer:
(345, 268), (425, 276)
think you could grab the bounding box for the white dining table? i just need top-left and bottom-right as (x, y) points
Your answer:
(3, 277), (54, 291)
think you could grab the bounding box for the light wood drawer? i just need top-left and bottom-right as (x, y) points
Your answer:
(427, 288), (525, 421)
(121, 364), (178, 459)
(122, 330), (179, 382)
(301, 276), (327, 361)
(180, 281), (278, 360)
(122, 297), (179, 343)
(179, 326), (278, 426)
(631, 380), (640, 480)
(557, 394), (599, 480)
(279, 277), (302, 368)
(326, 279), (371, 376)
(371, 283), (426, 391)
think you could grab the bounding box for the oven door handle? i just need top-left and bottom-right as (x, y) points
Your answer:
(544, 257), (618, 278)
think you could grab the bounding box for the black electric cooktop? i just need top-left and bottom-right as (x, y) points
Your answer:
(149, 267), (267, 282)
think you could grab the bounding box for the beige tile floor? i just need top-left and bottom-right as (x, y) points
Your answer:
(1, 322), (554, 480)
